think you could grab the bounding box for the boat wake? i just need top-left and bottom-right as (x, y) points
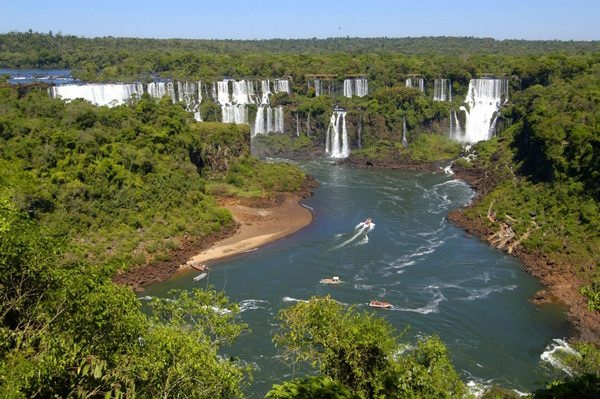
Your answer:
(392, 290), (446, 314)
(458, 284), (517, 301)
(333, 221), (375, 249)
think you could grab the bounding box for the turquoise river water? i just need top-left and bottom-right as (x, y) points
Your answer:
(144, 160), (570, 397)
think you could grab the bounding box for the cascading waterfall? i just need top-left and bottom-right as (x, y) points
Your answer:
(260, 80), (272, 104)
(310, 79), (335, 96)
(211, 82), (217, 101)
(254, 105), (284, 135)
(402, 117), (408, 148)
(433, 78), (451, 102)
(274, 106), (284, 132)
(343, 78), (368, 97)
(177, 81), (202, 121)
(216, 79), (250, 125)
(216, 80), (231, 105)
(355, 78), (368, 97)
(232, 80), (255, 105)
(222, 104), (248, 124)
(50, 77), (288, 127)
(313, 79), (321, 96)
(50, 83), (144, 106)
(449, 110), (463, 138)
(405, 77), (424, 92)
(343, 79), (353, 98)
(254, 105), (265, 136)
(266, 106), (273, 133)
(325, 107), (349, 159)
(273, 79), (290, 94)
(147, 82), (177, 103)
(455, 78), (509, 143)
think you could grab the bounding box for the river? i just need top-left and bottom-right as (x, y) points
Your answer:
(144, 160), (570, 397)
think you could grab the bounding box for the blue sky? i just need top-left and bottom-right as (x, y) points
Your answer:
(2, 0), (599, 40)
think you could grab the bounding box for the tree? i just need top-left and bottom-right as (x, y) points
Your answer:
(273, 296), (466, 399)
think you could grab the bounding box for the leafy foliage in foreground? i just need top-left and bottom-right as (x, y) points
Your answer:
(271, 297), (467, 399)
(0, 192), (250, 397)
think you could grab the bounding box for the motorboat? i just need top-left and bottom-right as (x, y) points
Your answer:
(190, 263), (209, 271)
(320, 276), (341, 285)
(355, 218), (375, 230)
(193, 272), (208, 282)
(369, 300), (392, 309)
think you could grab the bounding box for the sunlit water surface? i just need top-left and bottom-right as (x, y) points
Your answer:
(145, 160), (569, 396)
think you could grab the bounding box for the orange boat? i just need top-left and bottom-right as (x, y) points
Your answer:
(191, 263), (208, 271)
(369, 300), (392, 309)
(320, 276), (341, 285)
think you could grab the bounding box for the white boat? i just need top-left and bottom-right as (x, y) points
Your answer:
(193, 272), (208, 282)
(320, 276), (341, 285)
(369, 300), (392, 309)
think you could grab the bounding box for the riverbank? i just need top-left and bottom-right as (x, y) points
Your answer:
(179, 193), (313, 272)
(114, 176), (317, 291)
(448, 165), (600, 343)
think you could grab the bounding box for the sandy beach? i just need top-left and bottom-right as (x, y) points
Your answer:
(181, 194), (313, 270)
(114, 176), (317, 291)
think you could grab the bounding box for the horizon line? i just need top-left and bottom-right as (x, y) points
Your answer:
(2, 30), (599, 43)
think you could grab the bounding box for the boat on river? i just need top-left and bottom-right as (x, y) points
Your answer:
(369, 300), (392, 309)
(190, 263), (209, 271)
(320, 276), (341, 284)
(193, 273), (208, 282)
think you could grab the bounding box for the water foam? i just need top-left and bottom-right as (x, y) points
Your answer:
(394, 290), (446, 314)
(540, 339), (580, 375)
(239, 299), (269, 312)
(282, 297), (308, 303)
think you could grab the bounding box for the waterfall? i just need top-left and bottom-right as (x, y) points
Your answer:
(216, 79), (256, 125)
(449, 110), (463, 139)
(405, 78), (424, 92)
(266, 106), (273, 133)
(254, 105), (265, 136)
(253, 105), (284, 135)
(274, 106), (284, 132)
(343, 79), (353, 97)
(433, 79), (451, 102)
(260, 80), (271, 104)
(147, 82), (176, 102)
(216, 80), (231, 105)
(343, 78), (369, 97)
(402, 117), (408, 148)
(211, 82), (217, 101)
(355, 78), (368, 97)
(296, 112), (300, 137)
(177, 81), (202, 121)
(314, 79), (321, 96)
(311, 79), (337, 96)
(455, 78), (509, 143)
(50, 83), (145, 106)
(273, 79), (290, 94)
(232, 80), (255, 105)
(222, 104), (247, 124)
(326, 108), (350, 159)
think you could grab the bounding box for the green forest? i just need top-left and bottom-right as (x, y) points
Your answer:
(1, 32), (600, 397)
